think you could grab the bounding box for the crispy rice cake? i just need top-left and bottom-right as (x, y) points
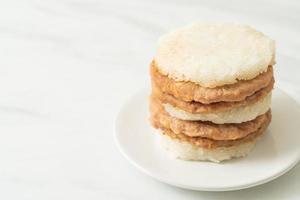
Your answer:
(157, 116), (270, 162)
(158, 131), (262, 162)
(155, 22), (275, 88)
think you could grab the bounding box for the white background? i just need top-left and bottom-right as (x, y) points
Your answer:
(0, 0), (299, 199)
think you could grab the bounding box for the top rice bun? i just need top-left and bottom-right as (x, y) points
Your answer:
(154, 22), (275, 88)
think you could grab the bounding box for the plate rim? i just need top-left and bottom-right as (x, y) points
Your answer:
(114, 87), (300, 191)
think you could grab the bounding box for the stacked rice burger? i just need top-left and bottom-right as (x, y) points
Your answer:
(149, 22), (275, 162)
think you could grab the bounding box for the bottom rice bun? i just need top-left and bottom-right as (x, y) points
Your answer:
(157, 132), (259, 162)
(154, 114), (270, 162)
(163, 93), (271, 124)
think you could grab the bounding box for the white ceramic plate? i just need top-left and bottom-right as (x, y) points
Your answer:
(115, 88), (300, 191)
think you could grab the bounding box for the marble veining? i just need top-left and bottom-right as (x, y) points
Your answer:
(0, 0), (299, 199)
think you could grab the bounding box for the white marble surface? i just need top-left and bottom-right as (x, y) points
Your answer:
(0, 0), (299, 199)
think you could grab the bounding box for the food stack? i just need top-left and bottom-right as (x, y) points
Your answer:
(149, 22), (275, 162)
